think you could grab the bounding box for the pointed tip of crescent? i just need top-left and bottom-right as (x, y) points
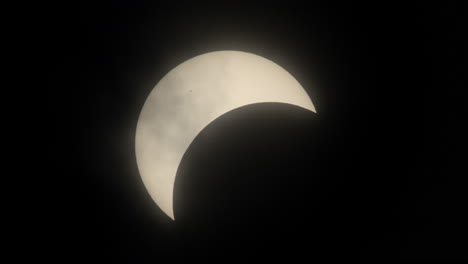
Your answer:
(305, 102), (317, 114)
(166, 209), (175, 220)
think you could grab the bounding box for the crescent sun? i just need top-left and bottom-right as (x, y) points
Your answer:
(135, 51), (316, 220)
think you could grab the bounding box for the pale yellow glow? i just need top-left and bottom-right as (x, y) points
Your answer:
(135, 51), (316, 220)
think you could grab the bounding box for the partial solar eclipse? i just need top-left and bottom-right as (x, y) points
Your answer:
(136, 51), (316, 219)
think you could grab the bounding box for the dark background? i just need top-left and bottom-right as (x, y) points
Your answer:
(48, 2), (465, 263)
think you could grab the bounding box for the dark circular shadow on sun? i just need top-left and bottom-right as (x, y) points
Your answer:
(172, 102), (401, 261)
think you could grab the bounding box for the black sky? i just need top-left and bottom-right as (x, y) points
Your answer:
(48, 2), (465, 263)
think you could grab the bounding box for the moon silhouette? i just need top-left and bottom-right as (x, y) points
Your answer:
(135, 51), (316, 219)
